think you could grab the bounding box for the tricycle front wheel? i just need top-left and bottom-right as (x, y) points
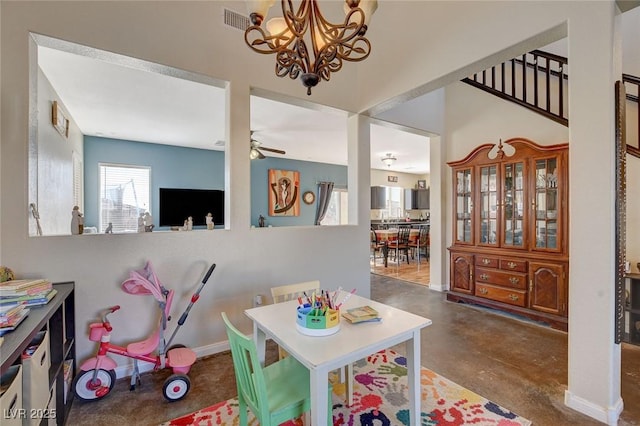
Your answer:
(163, 374), (191, 401)
(73, 368), (117, 402)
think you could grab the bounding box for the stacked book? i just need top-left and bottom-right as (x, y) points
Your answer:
(341, 305), (382, 324)
(0, 279), (57, 309)
(0, 303), (30, 335)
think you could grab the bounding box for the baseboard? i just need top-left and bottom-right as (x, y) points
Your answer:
(428, 282), (445, 292)
(113, 340), (230, 379)
(564, 390), (624, 425)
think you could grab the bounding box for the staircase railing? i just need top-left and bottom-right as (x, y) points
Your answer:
(623, 73), (640, 158)
(463, 51), (640, 158)
(462, 50), (568, 126)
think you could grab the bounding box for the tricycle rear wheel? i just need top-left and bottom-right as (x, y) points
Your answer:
(163, 374), (191, 401)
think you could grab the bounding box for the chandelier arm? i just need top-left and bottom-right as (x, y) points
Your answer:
(244, 0), (375, 95)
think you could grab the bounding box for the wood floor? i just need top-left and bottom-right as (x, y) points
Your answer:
(370, 250), (430, 286)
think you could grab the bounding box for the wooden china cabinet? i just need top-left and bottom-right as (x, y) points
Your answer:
(447, 138), (569, 330)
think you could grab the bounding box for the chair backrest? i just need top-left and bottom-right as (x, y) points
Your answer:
(270, 280), (321, 304)
(418, 226), (429, 244)
(398, 226), (411, 244)
(221, 312), (270, 422)
(370, 228), (380, 245)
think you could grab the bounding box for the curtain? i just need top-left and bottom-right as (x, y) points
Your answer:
(314, 181), (334, 225)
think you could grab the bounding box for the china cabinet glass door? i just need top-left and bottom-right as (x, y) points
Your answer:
(534, 157), (559, 250)
(478, 165), (498, 245)
(502, 162), (525, 248)
(455, 168), (473, 244)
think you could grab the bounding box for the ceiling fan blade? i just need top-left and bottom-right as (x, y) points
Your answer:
(259, 146), (286, 155)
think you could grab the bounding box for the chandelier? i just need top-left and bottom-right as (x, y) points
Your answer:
(244, 0), (377, 95)
(381, 153), (396, 167)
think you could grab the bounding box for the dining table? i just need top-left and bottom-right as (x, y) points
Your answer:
(375, 228), (419, 267)
(244, 290), (432, 426)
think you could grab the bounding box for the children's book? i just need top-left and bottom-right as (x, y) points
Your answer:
(341, 305), (379, 323)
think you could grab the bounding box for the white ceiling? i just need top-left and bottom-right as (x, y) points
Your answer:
(38, 45), (431, 175)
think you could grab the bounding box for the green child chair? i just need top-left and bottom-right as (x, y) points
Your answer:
(221, 312), (333, 426)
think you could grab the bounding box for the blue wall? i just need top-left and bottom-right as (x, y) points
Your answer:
(83, 136), (224, 230)
(83, 136), (348, 229)
(250, 157), (347, 227)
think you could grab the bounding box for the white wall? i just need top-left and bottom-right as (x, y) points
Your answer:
(36, 69), (83, 236)
(0, 2), (630, 423)
(1, 1), (371, 373)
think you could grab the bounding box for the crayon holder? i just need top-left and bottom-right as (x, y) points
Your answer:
(296, 305), (340, 336)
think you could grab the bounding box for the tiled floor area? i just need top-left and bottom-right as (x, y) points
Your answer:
(67, 274), (640, 426)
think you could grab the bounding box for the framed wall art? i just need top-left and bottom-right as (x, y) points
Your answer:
(268, 169), (300, 216)
(52, 100), (69, 138)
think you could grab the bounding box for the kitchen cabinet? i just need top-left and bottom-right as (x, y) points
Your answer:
(404, 188), (430, 210)
(447, 138), (569, 330)
(371, 186), (387, 209)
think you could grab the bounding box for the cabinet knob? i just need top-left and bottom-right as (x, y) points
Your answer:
(509, 294), (519, 301)
(509, 277), (520, 284)
(482, 258), (491, 265)
(480, 273), (489, 280)
(479, 288), (488, 295)
(507, 262), (517, 269)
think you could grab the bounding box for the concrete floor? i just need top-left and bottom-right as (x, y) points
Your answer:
(67, 274), (640, 425)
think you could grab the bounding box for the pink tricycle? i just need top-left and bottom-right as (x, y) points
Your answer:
(73, 261), (216, 402)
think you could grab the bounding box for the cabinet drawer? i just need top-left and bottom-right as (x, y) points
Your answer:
(475, 256), (498, 268)
(499, 259), (527, 273)
(475, 283), (527, 307)
(476, 267), (527, 289)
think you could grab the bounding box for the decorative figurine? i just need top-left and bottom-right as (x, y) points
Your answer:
(138, 212), (145, 233)
(258, 215), (265, 228)
(78, 211), (84, 234)
(187, 216), (193, 231)
(71, 206), (83, 235)
(143, 212), (154, 232)
(105, 222), (113, 234)
(206, 213), (214, 230)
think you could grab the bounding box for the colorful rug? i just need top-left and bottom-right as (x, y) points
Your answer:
(161, 349), (531, 426)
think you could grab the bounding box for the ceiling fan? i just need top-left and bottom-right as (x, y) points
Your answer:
(250, 131), (286, 160)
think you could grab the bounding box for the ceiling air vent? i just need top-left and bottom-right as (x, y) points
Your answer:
(224, 9), (250, 31)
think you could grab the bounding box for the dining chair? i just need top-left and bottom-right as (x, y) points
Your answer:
(388, 225), (411, 264)
(222, 312), (333, 426)
(270, 281), (354, 406)
(370, 227), (384, 265)
(409, 226), (430, 263)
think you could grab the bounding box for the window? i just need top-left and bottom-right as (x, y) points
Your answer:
(321, 188), (348, 226)
(381, 187), (405, 220)
(99, 163), (150, 233)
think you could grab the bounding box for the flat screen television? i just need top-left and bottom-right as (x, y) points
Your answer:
(159, 188), (224, 227)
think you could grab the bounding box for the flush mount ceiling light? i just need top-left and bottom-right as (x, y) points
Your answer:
(381, 153), (396, 167)
(244, 0), (377, 95)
